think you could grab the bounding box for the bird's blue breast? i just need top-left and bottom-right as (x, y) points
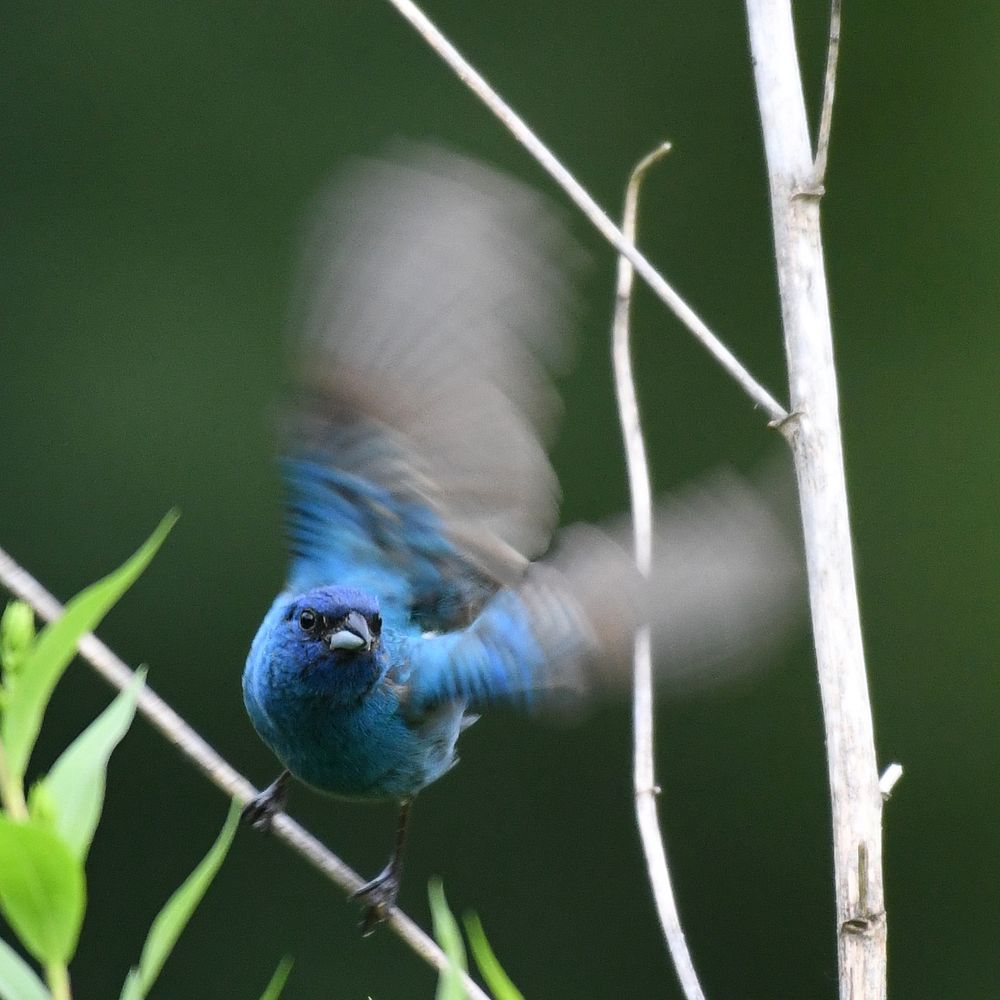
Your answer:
(243, 605), (465, 800)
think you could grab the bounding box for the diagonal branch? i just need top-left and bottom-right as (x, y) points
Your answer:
(383, 0), (788, 424)
(0, 546), (490, 1000)
(612, 142), (707, 1000)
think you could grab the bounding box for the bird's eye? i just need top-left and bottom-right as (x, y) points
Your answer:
(298, 609), (318, 633)
(371, 613), (382, 635)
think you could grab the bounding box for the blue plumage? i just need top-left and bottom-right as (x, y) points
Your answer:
(243, 588), (467, 802)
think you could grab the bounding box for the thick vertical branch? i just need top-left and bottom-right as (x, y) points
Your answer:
(745, 4), (886, 1000)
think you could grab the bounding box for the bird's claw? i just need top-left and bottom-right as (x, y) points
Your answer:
(352, 868), (400, 936)
(241, 792), (281, 832)
(241, 773), (290, 832)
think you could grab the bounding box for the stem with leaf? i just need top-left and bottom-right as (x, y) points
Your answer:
(45, 962), (71, 1000)
(0, 741), (27, 821)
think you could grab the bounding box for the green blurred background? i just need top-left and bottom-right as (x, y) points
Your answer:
(2, 2), (997, 997)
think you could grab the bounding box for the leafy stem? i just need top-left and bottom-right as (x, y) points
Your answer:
(0, 739), (27, 821)
(45, 960), (72, 1000)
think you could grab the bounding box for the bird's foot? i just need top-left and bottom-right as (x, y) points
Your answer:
(241, 771), (290, 832)
(352, 866), (400, 936)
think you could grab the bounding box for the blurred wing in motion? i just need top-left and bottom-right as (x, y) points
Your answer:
(642, 458), (804, 689)
(396, 457), (805, 711)
(282, 142), (588, 630)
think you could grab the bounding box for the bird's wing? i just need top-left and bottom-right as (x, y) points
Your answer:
(282, 142), (587, 629)
(389, 560), (610, 713)
(390, 461), (806, 710)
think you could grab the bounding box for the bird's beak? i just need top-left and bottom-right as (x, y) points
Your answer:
(326, 611), (373, 652)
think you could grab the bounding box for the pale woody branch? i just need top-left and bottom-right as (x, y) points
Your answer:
(612, 142), (707, 1000)
(746, 2), (887, 999)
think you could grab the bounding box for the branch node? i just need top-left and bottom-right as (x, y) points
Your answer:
(768, 408), (804, 439)
(878, 762), (904, 800)
(791, 183), (825, 202)
(841, 909), (886, 937)
(841, 916), (871, 936)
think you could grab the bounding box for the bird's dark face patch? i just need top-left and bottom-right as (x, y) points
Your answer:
(291, 604), (381, 650)
(281, 586), (384, 686)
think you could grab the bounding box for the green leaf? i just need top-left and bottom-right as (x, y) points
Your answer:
(0, 935), (50, 1000)
(429, 879), (467, 1000)
(0, 603), (35, 676)
(0, 818), (85, 965)
(464, 913), (524, 1000)
(39, 671), (145, 860)
(25, 783), (56, 828)
(129, 800), (240, 999)
(258, 956), (294, 1000)
(2, 511), (177, 782)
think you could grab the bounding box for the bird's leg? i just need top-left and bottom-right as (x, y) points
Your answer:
(241, 770), (291, 832)
(353, 799), (412, 936)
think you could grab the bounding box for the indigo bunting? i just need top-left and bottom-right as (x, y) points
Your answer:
(242, 143), (800, 933)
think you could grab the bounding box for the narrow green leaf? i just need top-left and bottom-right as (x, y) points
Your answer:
(258, 956), (294, 1000)
(2, 511), (178, 782)
(132, 801), (240, 998)
(0, 818), (85, 965)
(0, 936), (50, 1000)
(40, 671), (145, 860)
(428, 879), (467, 1000)
(464, 913), (524, 1000)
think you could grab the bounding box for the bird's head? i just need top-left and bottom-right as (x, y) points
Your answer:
(287, 586), (382, 655)
(249, 585), (385, 702)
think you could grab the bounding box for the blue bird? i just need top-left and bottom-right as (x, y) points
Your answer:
(242, 144), (623, 933)
(242, 143), (801, 933)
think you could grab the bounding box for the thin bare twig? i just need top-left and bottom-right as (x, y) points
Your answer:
(0, 546), (490, 1000)
(383, 0), (788, 424)
(745, 3), (886, 999)
(812, 0), (843, 186)
(612, 142), (706, 1000)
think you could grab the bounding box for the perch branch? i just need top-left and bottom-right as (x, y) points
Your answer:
(745, 3), (886, 999)
(612, 142), (707, 1000)
(383, 0), (788, 424)
(0, 546), (490, 1000)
